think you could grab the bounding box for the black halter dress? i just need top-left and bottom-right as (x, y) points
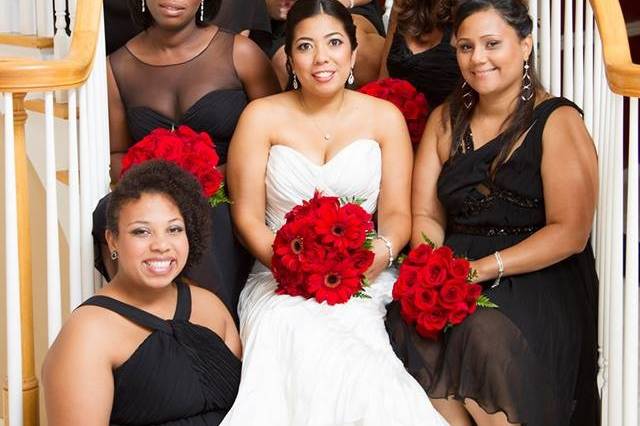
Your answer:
(81, 281), (241, 425)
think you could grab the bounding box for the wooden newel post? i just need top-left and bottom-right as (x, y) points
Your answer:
(2, 92), (39, 425)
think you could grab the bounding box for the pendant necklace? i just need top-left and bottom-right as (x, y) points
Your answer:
(299, 92), (345, 142)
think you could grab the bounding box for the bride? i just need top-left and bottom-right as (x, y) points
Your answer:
(223, 0), (448, 424)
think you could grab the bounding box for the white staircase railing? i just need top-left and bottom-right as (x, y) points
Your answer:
(0, 0), (638, 425)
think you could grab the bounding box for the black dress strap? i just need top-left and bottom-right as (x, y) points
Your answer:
(522, 97), (583, 157)
(80, 281), (192, 333)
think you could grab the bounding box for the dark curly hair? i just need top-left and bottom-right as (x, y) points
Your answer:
(128, 0), (221, 29)
(395, 0), (455, 38)
(106, 160), (211, 273)
(284, 0), (358, 90)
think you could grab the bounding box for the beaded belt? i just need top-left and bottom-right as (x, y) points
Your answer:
(448, 222), (543, 236)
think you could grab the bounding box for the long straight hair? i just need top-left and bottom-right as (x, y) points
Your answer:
(448, 0), (543, 174)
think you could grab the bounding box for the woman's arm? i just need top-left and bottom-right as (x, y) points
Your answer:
(367, 99), (413, 280)
(470, 106), (598, 282)
(107, 59), (133, 183)
(43, 312), (115, 426)
(233, 35), (281, 100)
(411, 105), (449, 247)
(378, 8), (398, 79)
(227, 99), (277, 266)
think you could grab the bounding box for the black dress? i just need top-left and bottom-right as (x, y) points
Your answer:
(386, 25), (460, 109)
(80, 281), (241, 425)
(94, 29), (253, 322)
(386, 98), (600, 426)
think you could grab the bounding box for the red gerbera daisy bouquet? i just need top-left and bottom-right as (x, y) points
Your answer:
(358, 78), (429, 146)
(121, 125), (228, 206)
(271, 191), (376, 305)
(392, 234), (497, 340)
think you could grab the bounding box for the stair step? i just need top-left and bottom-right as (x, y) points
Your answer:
(24, 99), (79, 120)
(0, 33), (53, 49)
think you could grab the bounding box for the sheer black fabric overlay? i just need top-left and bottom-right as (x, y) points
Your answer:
(386, 98), (600, 426)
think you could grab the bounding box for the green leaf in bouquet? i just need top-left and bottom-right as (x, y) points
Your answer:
(468, 269), (479, 282)
(353, 290), (371, 299)
(395, 253), (407, 265)
(339, 196), (366, 206)
(208, 183), (231, 207)
(477, 295), (498, 308)
(363, 230), (377, 250)
(420, 232), (436, 248)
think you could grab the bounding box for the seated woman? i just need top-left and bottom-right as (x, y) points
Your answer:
(95, 0), (280, 318)
(386, 0), (599, 424)
(265, 0), (386, 87)
(379, 0), (460, 109)
(43, 161), (241, 425)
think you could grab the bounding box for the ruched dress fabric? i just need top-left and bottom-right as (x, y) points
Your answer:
(386, 98), (600, 426)
(80, 281), (241, 425)
(220, 140), (448, 426)
(386, 25), (461, 109)
(96, 28), (253, 319)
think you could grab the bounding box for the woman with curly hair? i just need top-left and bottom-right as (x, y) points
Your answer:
(44, 161), (242, 425)
(380, 0), (461, 109)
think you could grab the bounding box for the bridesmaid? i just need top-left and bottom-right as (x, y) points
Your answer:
(94, 0), (280, 321)
(379, 0), (461, 109)
(386, 0), (599, 424)
(45, 161), (241, 425)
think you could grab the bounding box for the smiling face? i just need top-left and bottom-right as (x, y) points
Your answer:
(146, 0), (200, 29)
(455, 8), (532, 99)
(106, 192), (189, 290)
(289, 13), (356, 96)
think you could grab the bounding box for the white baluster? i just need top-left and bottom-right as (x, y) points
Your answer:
(562, 0), (573, 99)
(36, 0), (54, 36)
(382, 0), (393, 32)
(550, 0), (561, 95)
(19, 0), (37, 35)
(78, 85), (95, 300)
(4, 92), (24, 426)
(68, 89), (82, 309)
(68, 0), (77, 32)
(45, 91), (63, 345)
(583, 4), (594, 132)
(529, 0), (538, 63)
(623, 97), (639, 426)
(54, 0), (71, 101)
(573, 0), (584, 108)
(540, 0), (551, 90)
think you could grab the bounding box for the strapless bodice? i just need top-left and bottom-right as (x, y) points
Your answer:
(265, 139), (382, 231)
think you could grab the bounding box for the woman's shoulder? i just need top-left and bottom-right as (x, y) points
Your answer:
(188, 284), (233, 338)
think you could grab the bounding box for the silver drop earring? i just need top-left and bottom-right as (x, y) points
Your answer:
(347, 69), (355, 85)
(292, 73), (299, 90)
(141, 0), (145, 13)
(521, 59), (534, 102)
(461, 81), (474, 109)
(200, 0), (204, 21)
(111, 250), (119, 261)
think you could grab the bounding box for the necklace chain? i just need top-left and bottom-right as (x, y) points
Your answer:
(299, 93), (345, 142)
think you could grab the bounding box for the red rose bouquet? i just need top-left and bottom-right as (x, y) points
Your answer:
(358, 78), (429, 146)
(121, 125), (228, 206)
(392, 235), (497, 340)
(271, 192), (376, 305)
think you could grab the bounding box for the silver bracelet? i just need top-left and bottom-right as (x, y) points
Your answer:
(376, 235), (394, 268)
(491, 251), (504, 288)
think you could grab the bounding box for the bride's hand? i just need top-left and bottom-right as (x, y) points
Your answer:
(364, 239), (391, 283)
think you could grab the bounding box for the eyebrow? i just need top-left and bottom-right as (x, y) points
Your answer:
(457, 34), (501, 41)
(126, 218), (183, 226)
(295, 32), (344, 43)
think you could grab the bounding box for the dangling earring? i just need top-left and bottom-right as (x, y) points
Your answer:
(347, 69), (355, 85)
(200, 0), (204, 22)
(521, 59), (534, 102)
(110, 250), (118, 261)
(461, 81), (474, 109)
(141, 0), (145, 13)
(292, 73), (299, 90)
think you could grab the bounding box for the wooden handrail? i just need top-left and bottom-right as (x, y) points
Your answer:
(0, 0), (101, 92)
(590, 0), (640, 97)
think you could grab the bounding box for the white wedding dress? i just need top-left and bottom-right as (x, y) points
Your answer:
(221, 139), (448, 426)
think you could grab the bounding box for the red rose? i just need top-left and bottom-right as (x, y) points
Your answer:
(400, 297), (421, 324)
(439, 279), (468, 309)
(465, 283), (483, 314)
(415, 308), (448, 339)
(392, 264), (420, 299)
(419, 255), (449, 287)
(405, 243), (433, 266)
(413, 288), (438, 311)
(448, 257), (471, 280)
(448, 303), (470, 325)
